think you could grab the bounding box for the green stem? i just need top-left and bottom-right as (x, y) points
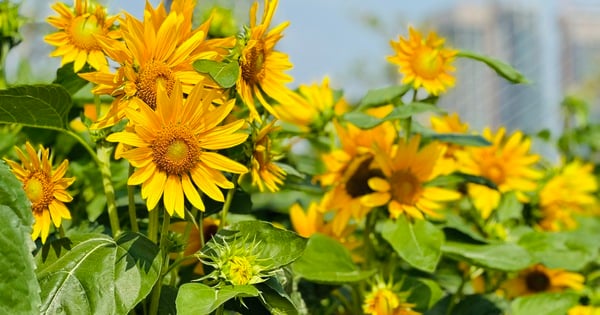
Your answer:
(404, 89), (419, 141)
(148, 206), (159, 243)
(219, 174), (239, 230)
(96, 141), (121, 236)
(446, 269), (469, 315)
(198, 210), (205, 247)
(127, 164), (139, 233)
(149, 209), (171, 315)
(0, 42), (9, 89)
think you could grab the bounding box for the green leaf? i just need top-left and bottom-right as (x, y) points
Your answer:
(193, 59), (239, 88)
(458, 50), (529, 84)
(442, 212), (489, 244)
(343, 102), (444, 129)
(256, 278), (299, 315)
(379, 216), (444, 273)
(0, 84), (72, 129)
(510, 292), (579, 315)
(427, 294), (503, 315)
(228, 221), (307, 269)
(37, 232), (162, 315)
(495, 192), (523, 222)
(442, 241), (533, 271)
(53, 62), (90, 95)
(425, 172), (498, 190)
(176, 283), (260, 315)
(292, 233), (375, 283)
(402, 277), (443, 311)
(427, 133), (491, 147)
(342, 111), (383, 129)
(0, 162), (40, 314)
(518, 231), (597, 270)
(357, 85), (411, 109)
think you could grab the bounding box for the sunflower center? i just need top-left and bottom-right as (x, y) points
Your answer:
(225, 256), (254, 285)
(525, 270), (551, 292)
(69, 14), (102, 50)
(136, 60), (176, 109)
(151, 124), (200, 175)
(241, 41), (265, 85)
(24, 171), (54, 214)
(390, 170), (422, 205)
(371, 288), (400, 314)
(345, 157), (384, 198)
(483, 162), (506, 185)
(412, 47), (444, 80)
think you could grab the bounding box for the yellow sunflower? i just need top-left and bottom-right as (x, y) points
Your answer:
(79, 0), (229, 129)
(500, 264), (584, 298)
(363, 277), (419, 315)
(236, 0), (294, 122)
(242, 120), (286, 192)
(275, 77), (349, 132)
(4, 142), (75, 244)
(430, 112), (470, 175)
(455, 127), (542, 219)
(361, 135), (461, 220)
(539, 159), (598, 231)
(45, 0), (119, 72)
(106, 81), (248, 217)
(569, 305), (600, 315)
(387, 27), (457, 95)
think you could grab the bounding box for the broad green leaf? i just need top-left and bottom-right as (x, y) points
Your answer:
(428, 133), (491, 147)
(357, 85), (411, 109)
(495, 192), (523, 222)
(379, 216), (444, 273)
(176, 283), (259, 315)
(402, 277), (443, 311)
(37, 232), (162, 315)
(425, 172), (498, 190)
(193, 59), (239, 88)
(227, 221), (307, 269)
(442, 213), (489, 244)
(342, 111), (383, 129)
(510, 292), (579, 315)
(292, 233), (375, 283)
(458, 50), (529, 84)
(0, 84), (72, 129)
(0, 162), (40, 315)
(518, 231), (597, 270)
(442, 241), (532, 271)
(53, 62), (90, 95)
(256, 278), (299, 315)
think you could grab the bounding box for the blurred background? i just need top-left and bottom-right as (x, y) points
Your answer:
(7, 0), (600, 159)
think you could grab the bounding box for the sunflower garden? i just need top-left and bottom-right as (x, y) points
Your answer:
(1, 0), (600, 314)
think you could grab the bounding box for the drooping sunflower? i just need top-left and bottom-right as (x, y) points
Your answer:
(387, 27), (457, 95)
(361, 135), (461, 220)
(236, 0), (295, 122)
(275, 77), (349, 132)
(79, 0), (230, 129)
(500, 264), (584, 298)
(107, 81), (248, 217)
(363, 277), (419, 315)
(539, 159), (598, 231)
(455, 127), (542, 219)
(45, 0), (120, 72)
(4, 142), (75, 244)
(242, 120), (286, 192)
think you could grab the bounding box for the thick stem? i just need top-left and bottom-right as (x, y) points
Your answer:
(96, 141), (121, 236)
(149, 209), (171, 315)
(148, 206), (159, 243)
(127, 164), (139, 233)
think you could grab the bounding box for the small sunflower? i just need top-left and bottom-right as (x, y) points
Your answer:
(455, 127), (542, 219)
(539, 159), (598, 231)
(501, 264), (584, 298)
(387, 27), (457, 95)
(363, 277), (419, 315)
(4, 142), (75, 243)
(45, 0), (119, 72)
(236, 0), (295, 122)
(79, 0), (229, 128)
(243, 120), (286, 192)
(107, 81), (248, 217)
(275, 77), (349, 132)
(361, 135), (461, 220)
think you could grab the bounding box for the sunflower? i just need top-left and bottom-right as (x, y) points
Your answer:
(275, 77), (349, 132)
(361, 135), (461, 220)
(45, 0), (119, 72)
(106, 81), (248, 217)
(363, 277), (419, 315)
(455, 127), (542, 219)
(539, 159), (598, 231)
(4, 142), (75, 244)
(242, 120), (286, 192)
(79, 0), (229, 129)
(387, 27), (457, 95)
(569, 305), (600, 315)
(500, 264), (584, 298)
(236, 0), (295, 122)
(430, 112), (470, 175)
